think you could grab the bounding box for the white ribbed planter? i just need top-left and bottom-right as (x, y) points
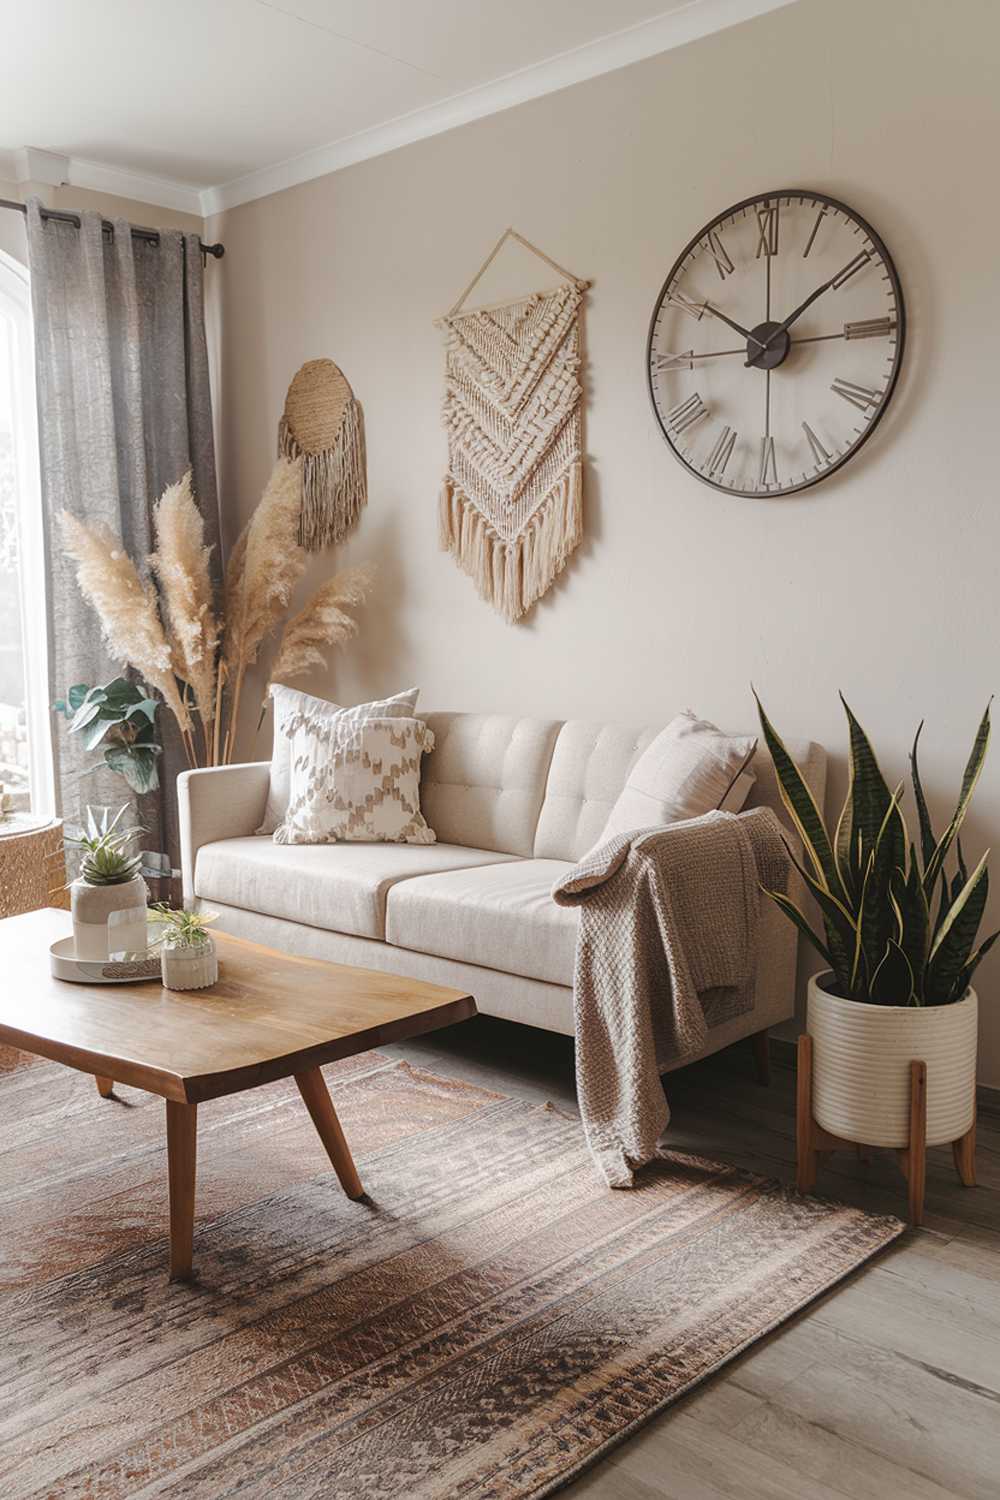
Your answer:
(807, 973), (978, 1148)
(161, 937), (218, 992)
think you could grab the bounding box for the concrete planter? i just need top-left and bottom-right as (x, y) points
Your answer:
(70, 874), (148, 960)
(806, 972), (978, 1149)
(161, 936), (218, 991)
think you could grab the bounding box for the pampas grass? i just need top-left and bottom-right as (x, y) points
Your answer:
(60, 455), (374, 772)
(60, 509), (196, 763)
(264, 564), (375, 705)
(221, 456), (306, 761)
(149, 472), (219, 758)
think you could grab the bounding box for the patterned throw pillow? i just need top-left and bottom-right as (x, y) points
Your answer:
(257, 685), (420, 834)
(274, 715), (437, 846)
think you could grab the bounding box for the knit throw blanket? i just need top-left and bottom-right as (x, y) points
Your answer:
(438, 281), (584, 623)
(552, 808), (789, 1188)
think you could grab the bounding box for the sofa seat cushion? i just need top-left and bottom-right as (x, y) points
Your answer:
(194, 837), (519, 941)
(385, 859), (579, 987)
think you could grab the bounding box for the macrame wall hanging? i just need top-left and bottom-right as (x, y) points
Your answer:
(278, 358), (367, 550)
(437, 229), (590, 623)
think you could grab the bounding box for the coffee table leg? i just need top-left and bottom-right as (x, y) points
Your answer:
(95, 1075), (114, 1098)
(295, 1067), (365, 1200)
(166, 1100), (198, 1280)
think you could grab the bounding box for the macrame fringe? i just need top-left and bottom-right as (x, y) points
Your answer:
(439, 462), (583, 624)
(279, 397), (367, 551)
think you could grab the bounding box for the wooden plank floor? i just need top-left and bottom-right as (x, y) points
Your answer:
(386, 1017), (1000, 1500)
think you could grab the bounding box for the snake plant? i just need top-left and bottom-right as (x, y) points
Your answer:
(65, 805), (144, 887)
(754, 692), (997, 1006)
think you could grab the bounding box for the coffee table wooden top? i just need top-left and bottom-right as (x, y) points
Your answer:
(2, 908), (475, 1104)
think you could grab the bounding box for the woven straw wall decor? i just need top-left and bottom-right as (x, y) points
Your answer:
(278, 358), (367, 550)
(437, 229), (590, 623)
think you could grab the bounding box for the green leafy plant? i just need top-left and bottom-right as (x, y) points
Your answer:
(54, 677), (162, 794)
(149, 904), (218, 948)
(754, 692), (997, 1006)
(66, 804), (145, 887)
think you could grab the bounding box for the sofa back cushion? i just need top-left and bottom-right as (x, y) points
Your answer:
(533, 721), (661, 861)
(420, 713), (562, 857)
(534, 719), (827, 862)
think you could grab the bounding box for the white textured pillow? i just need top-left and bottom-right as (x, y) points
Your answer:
(596, 712), (757, 846)
(257, 685), (419, 835)
(275, 714), (436, 846)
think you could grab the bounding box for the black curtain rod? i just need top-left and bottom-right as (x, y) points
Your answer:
(0, 197), (224, 259)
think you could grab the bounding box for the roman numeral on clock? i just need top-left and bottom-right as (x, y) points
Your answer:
(704, 230), (735, 281)
(802, 421), (832, 467)
(655, 349), (695, 371)
(802, 207), (828, 258)
(666, 288), (708, 321)
(755, 203), (779, 258)
(759, 435), (778, 487)
(666, 392), (709, 434)
(844, 316), (896, 340)
(706, 425), (737, 477)
(831, 377), (883, 413)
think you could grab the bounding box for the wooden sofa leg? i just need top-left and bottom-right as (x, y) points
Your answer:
(751, 1028), (771, 1087)
(796, 1034), (817, 1193)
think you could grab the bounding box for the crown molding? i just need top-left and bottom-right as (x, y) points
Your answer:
(66, 157), (204, 217)
(1, 147), (204, 218)
(201, 0), (798, 217)
(14, 147), (70, 186)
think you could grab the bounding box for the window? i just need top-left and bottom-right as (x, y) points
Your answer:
(0, 252), (53, 817)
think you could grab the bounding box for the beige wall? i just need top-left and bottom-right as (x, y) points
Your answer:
(0, 178), (203, 266)
(208, 0), (1000, 1081)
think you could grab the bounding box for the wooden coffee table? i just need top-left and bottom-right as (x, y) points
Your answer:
(2, 908), (475, 1280)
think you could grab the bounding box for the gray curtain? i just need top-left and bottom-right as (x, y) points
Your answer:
(26, 197), (219, 872)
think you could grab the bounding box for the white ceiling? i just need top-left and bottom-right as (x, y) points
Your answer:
(0, 0), (795, 216)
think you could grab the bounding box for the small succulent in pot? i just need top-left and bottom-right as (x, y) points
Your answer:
(66, 804), (145, 886)
(66, 805), (149, 960)
(151, 905), (219, 990)
(149, 905), (218, 947)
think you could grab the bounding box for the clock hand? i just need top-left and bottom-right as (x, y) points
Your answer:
(745, 251), (873, 366)
(701, 301), (764, 349)
(654, 345), (755, 368)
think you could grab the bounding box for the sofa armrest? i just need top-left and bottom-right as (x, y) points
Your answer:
(178, 763), (270, 901)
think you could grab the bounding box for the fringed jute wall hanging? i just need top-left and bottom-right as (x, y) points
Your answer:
(437, 229), (590, 623)
(278, 358), (367, 550)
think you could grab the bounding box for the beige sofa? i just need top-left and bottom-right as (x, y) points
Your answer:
(179, 713), (825, 1066)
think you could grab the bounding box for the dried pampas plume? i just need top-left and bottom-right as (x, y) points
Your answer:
(59, 454), (375, 774)
(149, 471), (218, 753)
(222, 456), (306, 760)
(265, 564), (375, 708)
(59, 510), (193, 744)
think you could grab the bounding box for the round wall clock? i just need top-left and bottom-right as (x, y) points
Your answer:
(647, 190), (904, 497)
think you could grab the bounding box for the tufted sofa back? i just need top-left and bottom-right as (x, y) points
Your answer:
(420, 714), (562, 856)
(421, 712), (826, 865)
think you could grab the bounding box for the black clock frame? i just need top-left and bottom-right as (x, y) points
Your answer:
(646, 188), (906, 498)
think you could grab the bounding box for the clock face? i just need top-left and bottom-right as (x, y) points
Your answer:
(647, 190), (905, 497)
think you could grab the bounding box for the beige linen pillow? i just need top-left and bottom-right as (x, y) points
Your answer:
(257, 685), (419, 834)
(596, 712), (757, 846)
(274, 714), (436, 846)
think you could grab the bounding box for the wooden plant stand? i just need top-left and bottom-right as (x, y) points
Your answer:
(796, 1033), (976, 1226)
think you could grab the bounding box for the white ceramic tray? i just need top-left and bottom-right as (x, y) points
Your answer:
(49, 936), (163, 984)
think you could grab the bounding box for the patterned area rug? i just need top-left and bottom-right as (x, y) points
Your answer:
(0, 1041), (904, 1498)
